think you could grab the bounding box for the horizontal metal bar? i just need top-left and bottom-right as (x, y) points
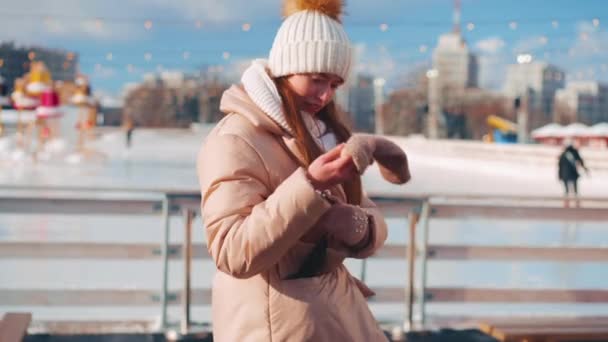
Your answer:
(369, 287), (608, 303)
(431, 204), (608, 221)
(0, 289), (212, 306)
(4, 287), (608, 306)
(4, 243), (608, 262)
(30, 320), (159, 334)
(0, 242), (209, 259)
(0, 198), (164, 215)
(426, 288), (608, 303)
(29, 315), (608, 335)
(425, 245), (608, 262)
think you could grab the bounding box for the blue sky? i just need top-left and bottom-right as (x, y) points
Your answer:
(1, 0), (607, 98)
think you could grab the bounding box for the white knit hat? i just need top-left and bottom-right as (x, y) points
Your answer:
(268, 1), (352, 81)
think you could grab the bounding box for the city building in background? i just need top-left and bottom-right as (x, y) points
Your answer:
(428, 0), (479, 139)
(503, 58), (565, 130)
(348, 74), (376, 133)
(555, 81), (608, 125)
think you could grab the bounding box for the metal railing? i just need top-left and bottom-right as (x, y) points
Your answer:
(1, 186), (608, 334)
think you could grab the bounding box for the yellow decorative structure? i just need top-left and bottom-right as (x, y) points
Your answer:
(487, 114), (517, 133)
(25, 61), (52, 96)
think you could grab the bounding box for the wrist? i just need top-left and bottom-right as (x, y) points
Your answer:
(305, 170), (325, 190)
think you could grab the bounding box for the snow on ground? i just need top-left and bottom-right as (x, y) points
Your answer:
(0, 126), (606, 198)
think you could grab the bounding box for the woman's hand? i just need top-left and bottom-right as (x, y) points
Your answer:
(300, 203), (369, 246)
(324, 203), (370, 246)
(307, 144), (357, 190)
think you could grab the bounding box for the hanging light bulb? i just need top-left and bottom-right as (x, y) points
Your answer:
(144, 20), (153, 30)
(466, 22), (475, 31)
(379, 23), (388, 32)
(95, 18), (104, 30)
(242, 23), (251, 32)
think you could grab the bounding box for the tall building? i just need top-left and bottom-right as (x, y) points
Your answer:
(0, 42), (78, 92)
(373, 78), (386, 134)
(431, 0), (478, 95)
(348, 74), (375, 132)
(432, 33), (479, 93)
(503, 60), (565, 128)
(555, 81), (608, 125)
(427, 0), (478, 139)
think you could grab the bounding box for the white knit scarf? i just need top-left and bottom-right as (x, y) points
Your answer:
(241, 59), (337, 151)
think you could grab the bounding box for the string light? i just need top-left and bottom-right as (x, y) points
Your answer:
(509, 21), (518, 30)
(379, 23), (388, 32)
(144, 52), (152, 61)
(466, 22), (475, 31)
(539, 36), (548, 45)
(95, 63), (102, 72)
(242, 23), (251, 32)
(106, 52), (113, 61)
(222, 51), (231, 60)
(183, 51), (190, 60)
(419, 45), (428, 53)
(551, 20), (559, 29)
(95, 18), (104, 30)
(592, 18), (600, 28)
(195, 20), (203, 29)
(580, 32), (589, 41)
(144, 20), (153, 30)
(127, 64), (134, 73)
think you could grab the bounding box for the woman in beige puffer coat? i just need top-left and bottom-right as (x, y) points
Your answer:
(197, 1), (389, 341)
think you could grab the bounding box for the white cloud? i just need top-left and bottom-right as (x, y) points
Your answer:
(0, 1), (146, 43)
(475, 37), (505, 54)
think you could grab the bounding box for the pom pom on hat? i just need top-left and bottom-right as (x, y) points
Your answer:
(283, 0), (344, 22)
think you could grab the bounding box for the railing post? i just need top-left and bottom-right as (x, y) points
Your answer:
(416, 200), (431, 328)
(160, 195), (171, 330)
(405, 207), (420, 332)
(181, 209), (195, 335)
(360, 260), (367, 283)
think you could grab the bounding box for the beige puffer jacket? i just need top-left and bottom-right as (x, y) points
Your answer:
(197, 85), (388, 342)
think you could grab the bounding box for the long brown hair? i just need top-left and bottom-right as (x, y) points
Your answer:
(274, 76), (362, 205)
